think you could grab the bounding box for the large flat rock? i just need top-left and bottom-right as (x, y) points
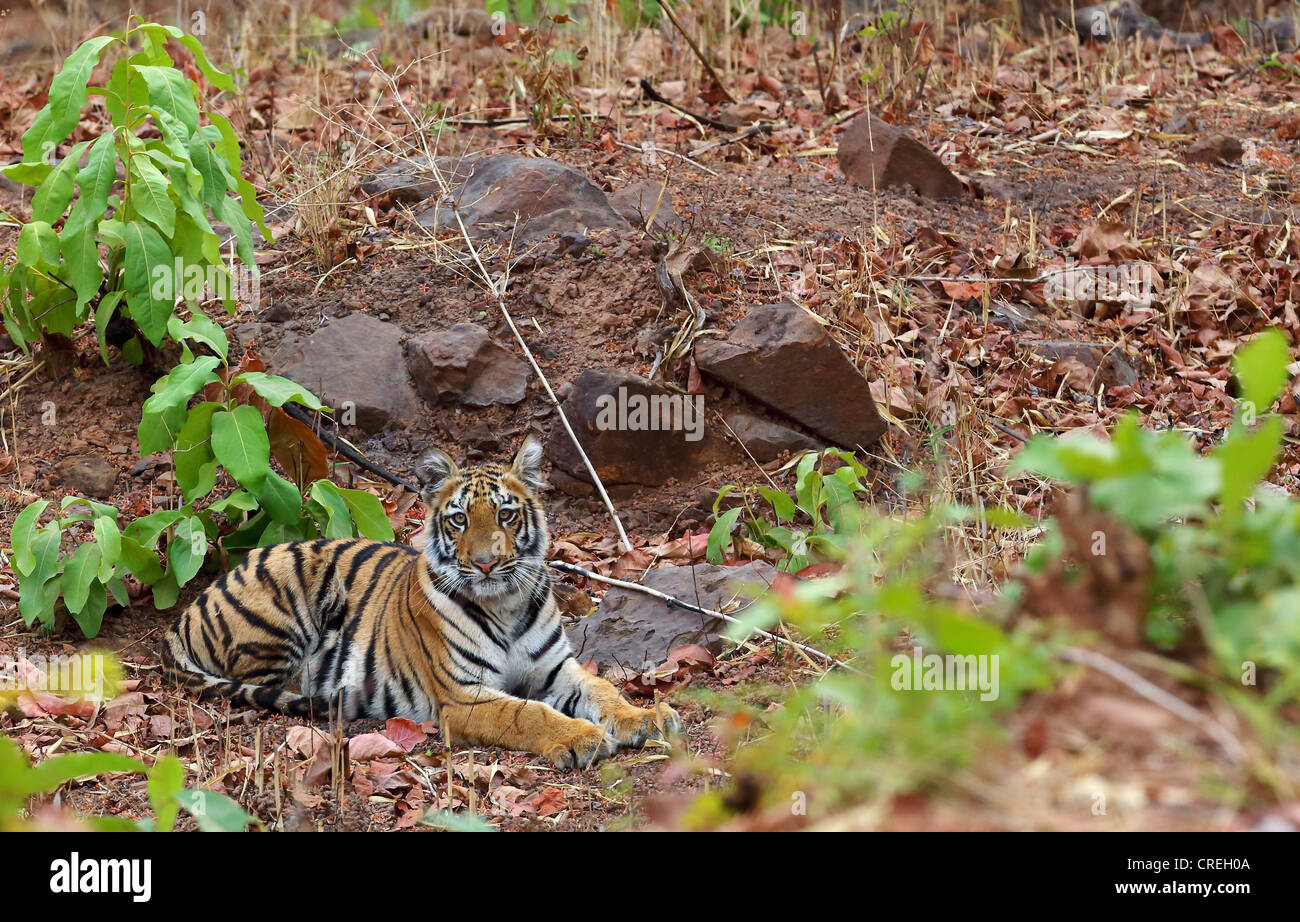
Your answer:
(566, 561), (779, 671)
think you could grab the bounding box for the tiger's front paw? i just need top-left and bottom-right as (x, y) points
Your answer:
(544, 719), (608, 771)
(609, 701), (682, 748)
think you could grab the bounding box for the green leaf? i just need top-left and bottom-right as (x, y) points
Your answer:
(168, 313), (229, 361)
(211, 404), (271, 491)
(93, 516), (122, 582)
(707, 507), (743, 564)
(123, 220), (176, 345)
(30, 140), (90, 225)
(173, 400), (221, 502)
(187, 133), (227, 211)
(61, 542), (102, 615)
(175, 788), (259, 832)
(1233, 329), (1290, 416)
(147, 754), (186, 833)
(72, 581), (107, 637)
(339, 488), (394, 540)
(128, 155), (176, 239)
(1, 160), (52, 186)
(94, 291), (124, 363)
(21, 33), (116, 164)
(233, 372), (328, 411)
(206, 111), (271, 240)
(10, 500), (50, 576)
(16, 221), (59, 267)
(60, 222), (102, 317)
(151, 570), (180, 609)
(124, 508), (188, 548)
(19, 750), (145, 796)
(168, 516), (207, 587)
(256, 472), (303, 525)
(134, 65), (200, 135)
(309, 480), (354, 538)
(1215, 416), (1283, 526)
(174, 31), (235, 91)
(139, 356), (221, 455)
(757, 486), (796, 522)
(67, 131), (119, 234)
(119, 536), (164, 584)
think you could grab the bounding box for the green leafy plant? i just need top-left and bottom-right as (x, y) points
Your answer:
(707, 449), (875, 571)
(0, 736), (257, 831)
(688, 504), (1058, 825)
(1011, 329), (1300, 714)
(0, 19), (268, 359)
(12, 341), (394, 636)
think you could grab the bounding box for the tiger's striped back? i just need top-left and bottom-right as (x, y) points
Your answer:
(161, 539), (435, 719)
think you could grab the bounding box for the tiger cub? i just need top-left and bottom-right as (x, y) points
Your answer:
(161, 437), (680, 769)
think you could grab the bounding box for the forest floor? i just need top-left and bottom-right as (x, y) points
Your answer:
(1, 0), (1299, 829)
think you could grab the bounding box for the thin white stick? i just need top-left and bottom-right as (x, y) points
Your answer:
(1058, 645), (1246, 764)
(364, 55), (633, 554)
(547, 559), (854, 672)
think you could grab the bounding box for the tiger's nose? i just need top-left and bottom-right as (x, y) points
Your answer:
(472, 555), (499, 574)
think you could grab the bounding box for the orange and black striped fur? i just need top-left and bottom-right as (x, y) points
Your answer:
(161, 438), (679, 769)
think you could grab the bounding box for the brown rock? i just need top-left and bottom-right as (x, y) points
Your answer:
(1186, 133), (1243, 166)
(59, 457), (118, 499)
(566, 561), (778, 670)
(725, 412), (820, 463)
(274, 313), (419, 434)
(413, 154), (631, 241)
(695, 301), (886, 451)
(608, 180), (680, 235)
(837, 114), (963, 199)
(545, 368), (719, 486)
(405, 323), (530, 407)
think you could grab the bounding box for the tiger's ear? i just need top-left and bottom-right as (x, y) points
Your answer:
(510, 436), (544, 490)
(415, 448), (459, 498)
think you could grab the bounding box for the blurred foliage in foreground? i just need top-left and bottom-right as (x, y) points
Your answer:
(692, 330), (1299, 825)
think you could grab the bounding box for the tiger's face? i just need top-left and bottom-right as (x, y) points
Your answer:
(415, 437), (548, 600)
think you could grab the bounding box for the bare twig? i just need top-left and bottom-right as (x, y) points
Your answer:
(363, 54), (634, 553)
(652, 0), (736, 104)
(1058, 645), (1247, 764)
(547, 559), (853, 672)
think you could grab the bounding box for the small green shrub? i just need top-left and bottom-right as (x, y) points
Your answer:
(1010, 330), (1300, 697)
(0, 19), (267, 359)
(11, 342), (394, 636)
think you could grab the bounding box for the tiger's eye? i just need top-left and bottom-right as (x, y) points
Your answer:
(498, 509), (516, 526)
(450, 512), (467, 528)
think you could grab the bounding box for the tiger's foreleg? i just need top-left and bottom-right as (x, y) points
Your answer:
(439, 685), (609, 770)
(543, 659), (682, 750)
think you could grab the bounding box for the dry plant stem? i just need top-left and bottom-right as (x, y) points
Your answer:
(1058, 645), (1246, 764)
(546, 560), (853, 672)
(362, 54), (633, 554)
(654, 0), (736, 104)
